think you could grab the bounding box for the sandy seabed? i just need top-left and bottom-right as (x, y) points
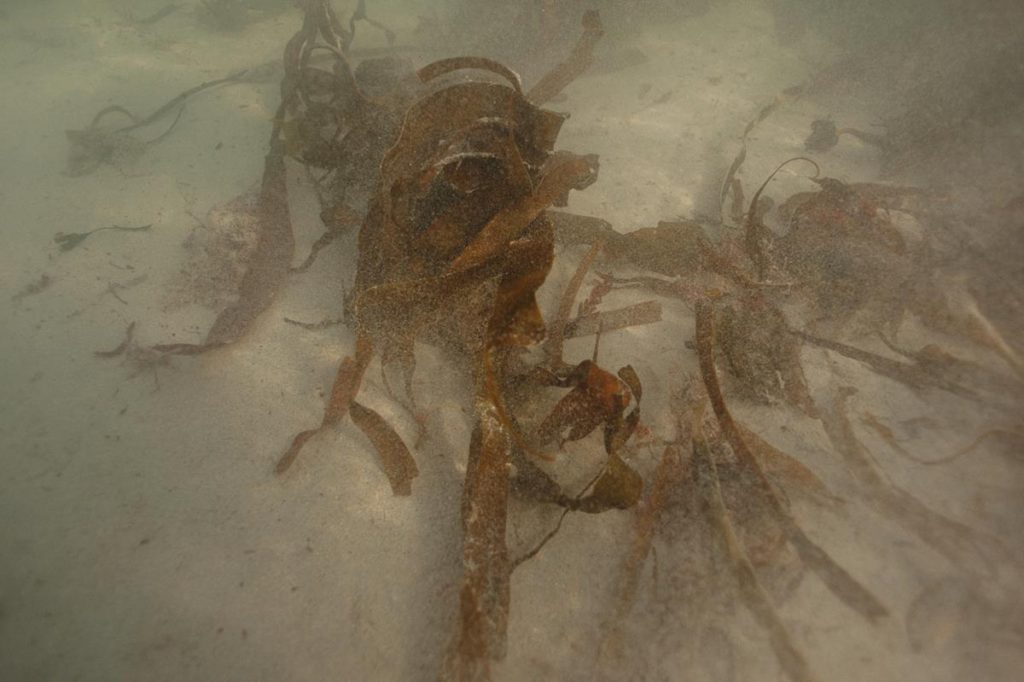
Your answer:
(1, 1), (1021, 681)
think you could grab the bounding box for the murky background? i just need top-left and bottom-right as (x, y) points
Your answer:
(1, 1), (1022, 680)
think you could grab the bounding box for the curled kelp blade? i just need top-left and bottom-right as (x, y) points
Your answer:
(418, 56), (524, 94)
(570, 454), (643, 514)
(691, 426), (816, 682)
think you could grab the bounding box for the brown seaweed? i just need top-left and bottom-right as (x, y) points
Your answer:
(818, 387), (1012, 575)
(544, 241), (603, 367)
(692, 425), (816, 682)
(54, 224), (152, 253)
(794, 330), (977, 400)
(444, 352), (514, 681)
(862, 411), (1024, 468)
(525, 10), (604, 106)
(95, 322), (137, 358)
(563, 300), (663, 339)
(10, 274), (53, 302)
(153, 120), (293, 355)
(66, 71), (246, 176)
(696, 299), (888, 622)
(742, 157), (819, 281)
(348, 400), (419, 495)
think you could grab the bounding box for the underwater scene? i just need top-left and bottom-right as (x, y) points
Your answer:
(1, 1), (1022, 680)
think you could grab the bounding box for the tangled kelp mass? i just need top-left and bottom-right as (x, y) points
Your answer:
(2, 1), (1023, 681)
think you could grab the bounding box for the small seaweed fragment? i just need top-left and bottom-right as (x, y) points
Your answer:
(348, 400), (418, 495)
(348, 0), (395, 46)
(804, 118), (839, 152)
(283, 315), (345, 331)
(54, 224), (152, 253)
(544, 241), (603, 367)
(10, 274), (53, 302)
(718, 93), (800, 224)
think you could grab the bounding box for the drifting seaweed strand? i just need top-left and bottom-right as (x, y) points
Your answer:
(563, 300), (663, 339)
(112, 71), (247, 135)
(283, 315), (346, 331)
(597, 443), (686, 667)
(794, 330), (977, 400)
(54, 224), (152, 252)
(348, 400), (419, 495)
(743, 157), (819, 281)
(718, 58), (866, 222)
(818, 388), (1012, 576)
(526, 10), (604, 106)
(692, 427), (816, 682)
(95, 322), (136, 358)
(695, 300), (888, 622)
(544, 241), (603, 367)
(348, 0), (395, 46)
(510, 466), (606, 570)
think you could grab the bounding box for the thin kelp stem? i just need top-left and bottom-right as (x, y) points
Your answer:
(54, 224), (152, 252)
(692, 427), (816, 682)
(544, 241), (603, 367)
(113, 71), (247, 135)
(743, 157), (819, 279)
